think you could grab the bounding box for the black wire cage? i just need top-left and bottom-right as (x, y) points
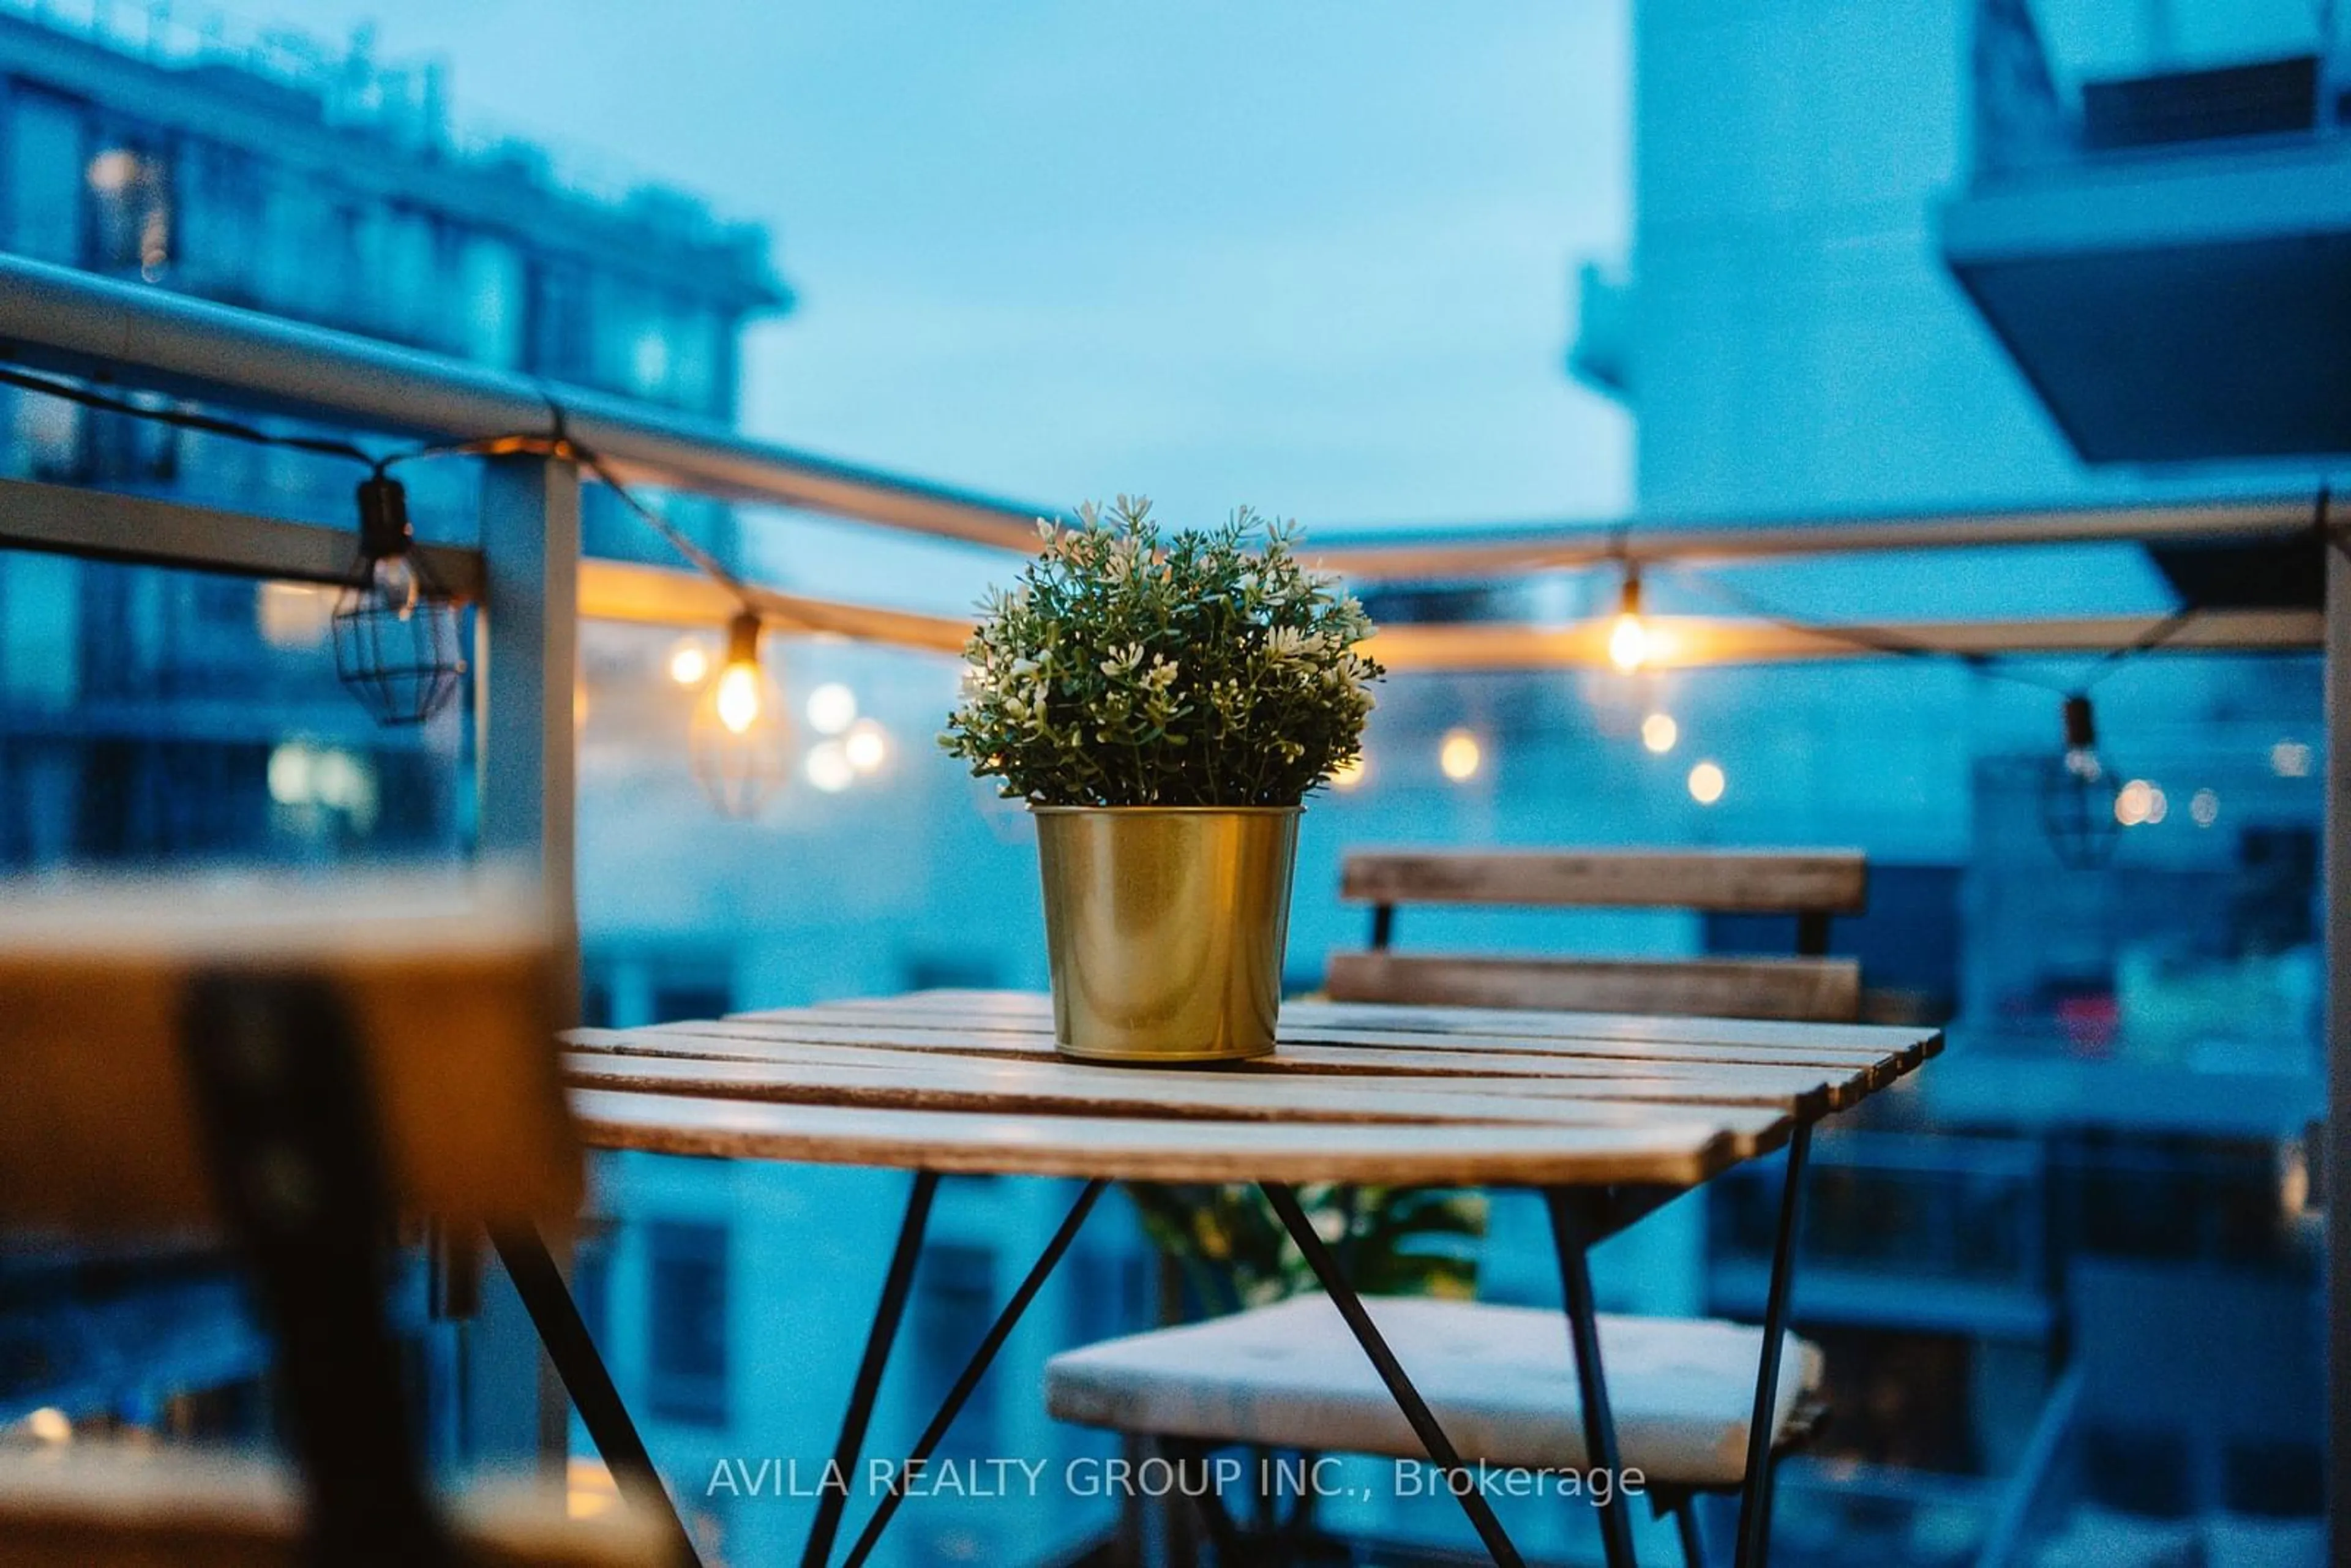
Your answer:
(331, 476), (468, 726)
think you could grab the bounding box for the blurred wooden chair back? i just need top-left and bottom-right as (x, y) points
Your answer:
(1329, 847), (1868, 1022)
(0, 875), (650, 1567)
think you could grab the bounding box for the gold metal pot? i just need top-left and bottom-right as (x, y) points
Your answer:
(1033, 805), (1300, 1065)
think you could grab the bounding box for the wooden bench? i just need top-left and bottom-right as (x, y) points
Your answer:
(0, 874), (669, 1568)
(1330, 849), (1869, 1023)
(1044, 849), (1870, 1565)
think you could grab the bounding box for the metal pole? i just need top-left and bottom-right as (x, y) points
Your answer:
(2325, 517), (2348, 1566)
(1734, 1123), (1813, 1568)
(1261, 1182), (1526, 1568)
(489, 1226), (702, 1568)
(841, 1179), (1108, 1568)
(1546, 1190), (1638, 1568)
(803, 1171), (939, 1568)
(474, 452), (581, 1474)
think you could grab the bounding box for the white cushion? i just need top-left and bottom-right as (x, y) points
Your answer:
(1045, 1296), (1821, 1488)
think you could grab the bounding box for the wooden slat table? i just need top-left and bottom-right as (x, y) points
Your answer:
(556, 989), (1940, 1568)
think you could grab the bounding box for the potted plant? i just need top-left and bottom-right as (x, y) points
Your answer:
(942, 497), (1382, 1063)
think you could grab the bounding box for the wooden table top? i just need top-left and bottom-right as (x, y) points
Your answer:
(563, 989), (1940, 1189)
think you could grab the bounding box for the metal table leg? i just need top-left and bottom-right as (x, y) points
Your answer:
(1547, 1189), (1638, 1568)
(1733, 1122), (1812, 1568)
(802, 1171), (940, 1568)
(1261, 1182), (1526, 1568)
(490, 1224), (703, 1567)
(839, 1178), (1108, 1568)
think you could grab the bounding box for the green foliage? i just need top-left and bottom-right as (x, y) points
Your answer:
(940, 497), (1383, 806)
(1127, 1184), (1486, 1316)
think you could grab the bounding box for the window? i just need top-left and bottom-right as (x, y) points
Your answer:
(457, 233), (524, 369)
(4, 91), (87, 264)
(86, 140), (172, 280)
(645, 1221), (729, 1428)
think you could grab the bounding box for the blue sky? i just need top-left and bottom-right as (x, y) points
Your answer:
(286, 1), (1630, 535)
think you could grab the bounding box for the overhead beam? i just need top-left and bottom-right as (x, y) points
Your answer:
(0, 476), (2319, 667)
(1367, 610), (2320, 670)
(0, 475), (482, 597)
(1311, 496), (2322, 582)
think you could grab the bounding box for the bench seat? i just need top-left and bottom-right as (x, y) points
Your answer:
(1046, 1294), (1820, 1489)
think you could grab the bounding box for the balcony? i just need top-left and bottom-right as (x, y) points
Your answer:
(1940, 1), (2351, 462)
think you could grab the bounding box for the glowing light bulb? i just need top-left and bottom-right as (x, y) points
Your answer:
(2115, 779), (2165, 827)
(804, 740), (855, 793)
(1688, 760), (1725, 805)
(1330, 753), (1367, 791)
(1439, 729), (1482, 782)
(714, 661), (762, 735)
(667, 640), (710, 686)
(689, 612), (788, 816)
(844, 718), (888, 773)
(1641, 712), (1678, 754)
(807, 682), (859, 736)
(1607, 568), (1649, 673)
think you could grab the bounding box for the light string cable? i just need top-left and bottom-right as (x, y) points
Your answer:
(0, 359), (781, 625)
(1651, 540), (2218, 696)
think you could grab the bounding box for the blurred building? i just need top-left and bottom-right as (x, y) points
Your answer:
(1562, 1), (2339, 1562)
(0, 0), (782, 870)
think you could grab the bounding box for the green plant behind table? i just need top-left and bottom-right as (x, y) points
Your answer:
(939, 496), (1383, 807)
(1128, 1184), (1487, 1317)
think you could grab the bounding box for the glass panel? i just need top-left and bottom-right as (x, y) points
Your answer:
(0, 550), (473, 870)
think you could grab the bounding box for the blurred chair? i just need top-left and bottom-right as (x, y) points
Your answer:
(1047, 847), (1867, 1567)
(1328, 847), (1865, 1021)
(0, 876), (665, 1567)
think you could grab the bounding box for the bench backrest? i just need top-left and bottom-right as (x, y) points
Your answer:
(1331, 848), (1869, 1023)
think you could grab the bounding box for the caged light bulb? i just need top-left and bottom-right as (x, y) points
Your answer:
(689, 611), (789, 817)
(1607, 568), (1650, 673)
(2038, 692), (2121, 869)
(331, 475), (465, 726)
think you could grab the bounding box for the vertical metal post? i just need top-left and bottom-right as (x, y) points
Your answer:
(472, 453), (582, 1477)
(478, 454), (581, 1013)
(2325, 522), (2347, 1566)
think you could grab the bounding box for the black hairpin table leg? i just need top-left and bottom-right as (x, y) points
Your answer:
(840, 1178), (1108, 1568)
(1547, 1189), (1638, 1568)
(1261, 1182), (1525, 1568)
(490, 1224), (703, 1567)
(802, 1170), (939, 1568)
(1733, 1122), (1812, 1568)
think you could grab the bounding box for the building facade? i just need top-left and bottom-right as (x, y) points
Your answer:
(1570, 1), (2339, 1561)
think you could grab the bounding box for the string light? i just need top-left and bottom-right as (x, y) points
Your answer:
(1640, 712), (1678, 754)
(2040, 693), (2121, 868)
(2115, 779), (2166, 827)
(804, 741), (855, 793)
(0, 358), (2289, 828)
(1439, 728), (1482, 782)
(1329, 753), (1367, 790)
(667, 638), (711, 686)
(1687, 759), (1725, 805)
(807, 682), (859, 736)
(844, 717), (890, 774)
(1607, 566), (1650, 673)
(331, 475), (465, 726)
(689, 611), (789, 817)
